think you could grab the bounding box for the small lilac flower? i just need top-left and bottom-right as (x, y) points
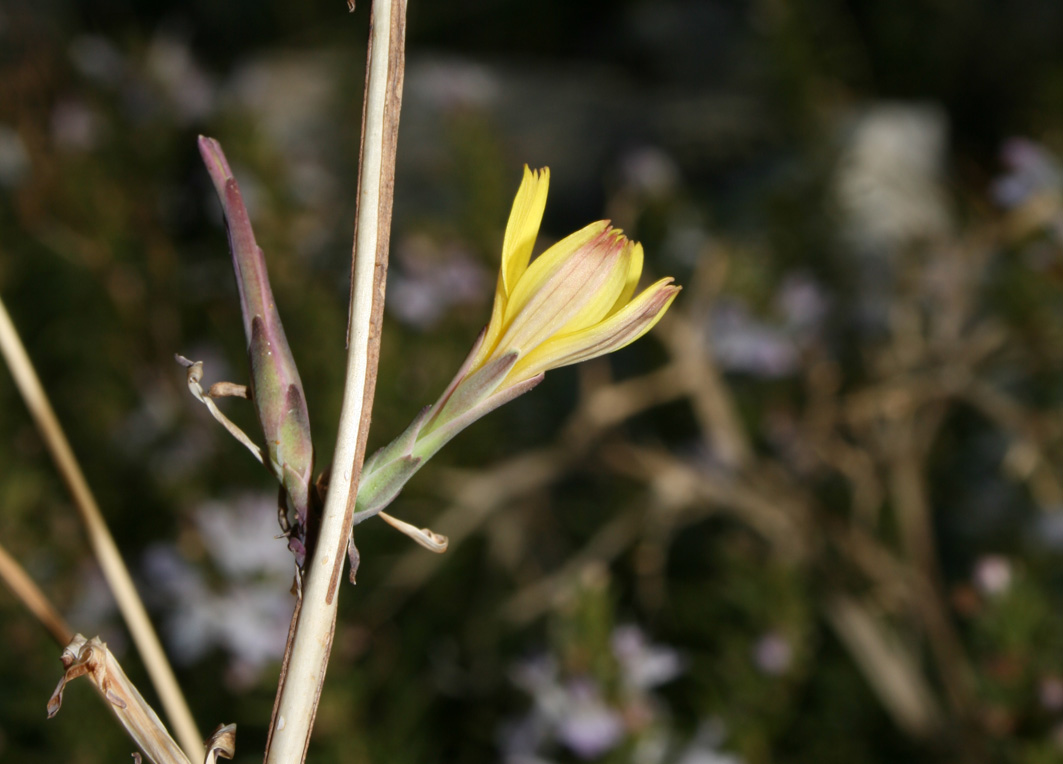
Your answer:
(752, 632), (792, 676)
(992, 138), (1062, 209)
(677, 720), (744, 764)
(140, 494), (294, 687)
(51, 99), (103, 151)
(1040, 677), (1063, 711)
(973, 555), (1012, 596)
(710, 300), (798, 378)
(618, 146), (681, 201)
(612, 625), (684, 690)
(388, 236), (490, 330)
(776, 272), (829, 334)
(556, 680), (625, 760)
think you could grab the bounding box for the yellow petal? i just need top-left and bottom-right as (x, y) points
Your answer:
(501, 166), (549, 297)
(468, 287), (508, 372)
(550, 232), (633, 336)
(506, 278), (680, 384)
(499, 220), (609, 330)
(609, 240), (643, 317)
(469, 166), (549, 372)
(498, 222), (624, 353)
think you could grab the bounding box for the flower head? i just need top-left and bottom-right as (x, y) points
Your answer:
(470, 166), (680, 387)
(351, 166), (679, 529)
(421, 166), (680, 441)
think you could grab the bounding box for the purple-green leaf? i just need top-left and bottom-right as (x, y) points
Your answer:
(198, 136), (315, 563)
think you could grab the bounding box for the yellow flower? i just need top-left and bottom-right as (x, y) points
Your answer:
(353, 165), (680, 527)
(469, 165), (680, 387)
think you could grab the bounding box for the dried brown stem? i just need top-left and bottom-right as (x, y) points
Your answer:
(0, 541), (73, 647)
(0, 295), (202, 758)
(263, 2), (406, 761)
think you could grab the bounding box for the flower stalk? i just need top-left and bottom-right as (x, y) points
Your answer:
(263, 0), (407, 761)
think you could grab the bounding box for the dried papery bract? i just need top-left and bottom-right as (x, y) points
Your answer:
(203, 724), (236, 764)
(48, 634), (234, 764)
(176, 356), (264, 466)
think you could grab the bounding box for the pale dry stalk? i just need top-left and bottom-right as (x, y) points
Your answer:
(263, 0), (406, 760)
(0, 295), (202, 758)
(0, 540), (73, 646)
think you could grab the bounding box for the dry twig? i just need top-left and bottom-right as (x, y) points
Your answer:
(263, 1), (407, 760)
(0, 294), (201, 757)
(0, 541), (72, 646)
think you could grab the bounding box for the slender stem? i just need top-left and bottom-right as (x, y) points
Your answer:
(0, 540), (73, 646)
(263, 1), (406, 761)
(0, 295), (202, 759)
